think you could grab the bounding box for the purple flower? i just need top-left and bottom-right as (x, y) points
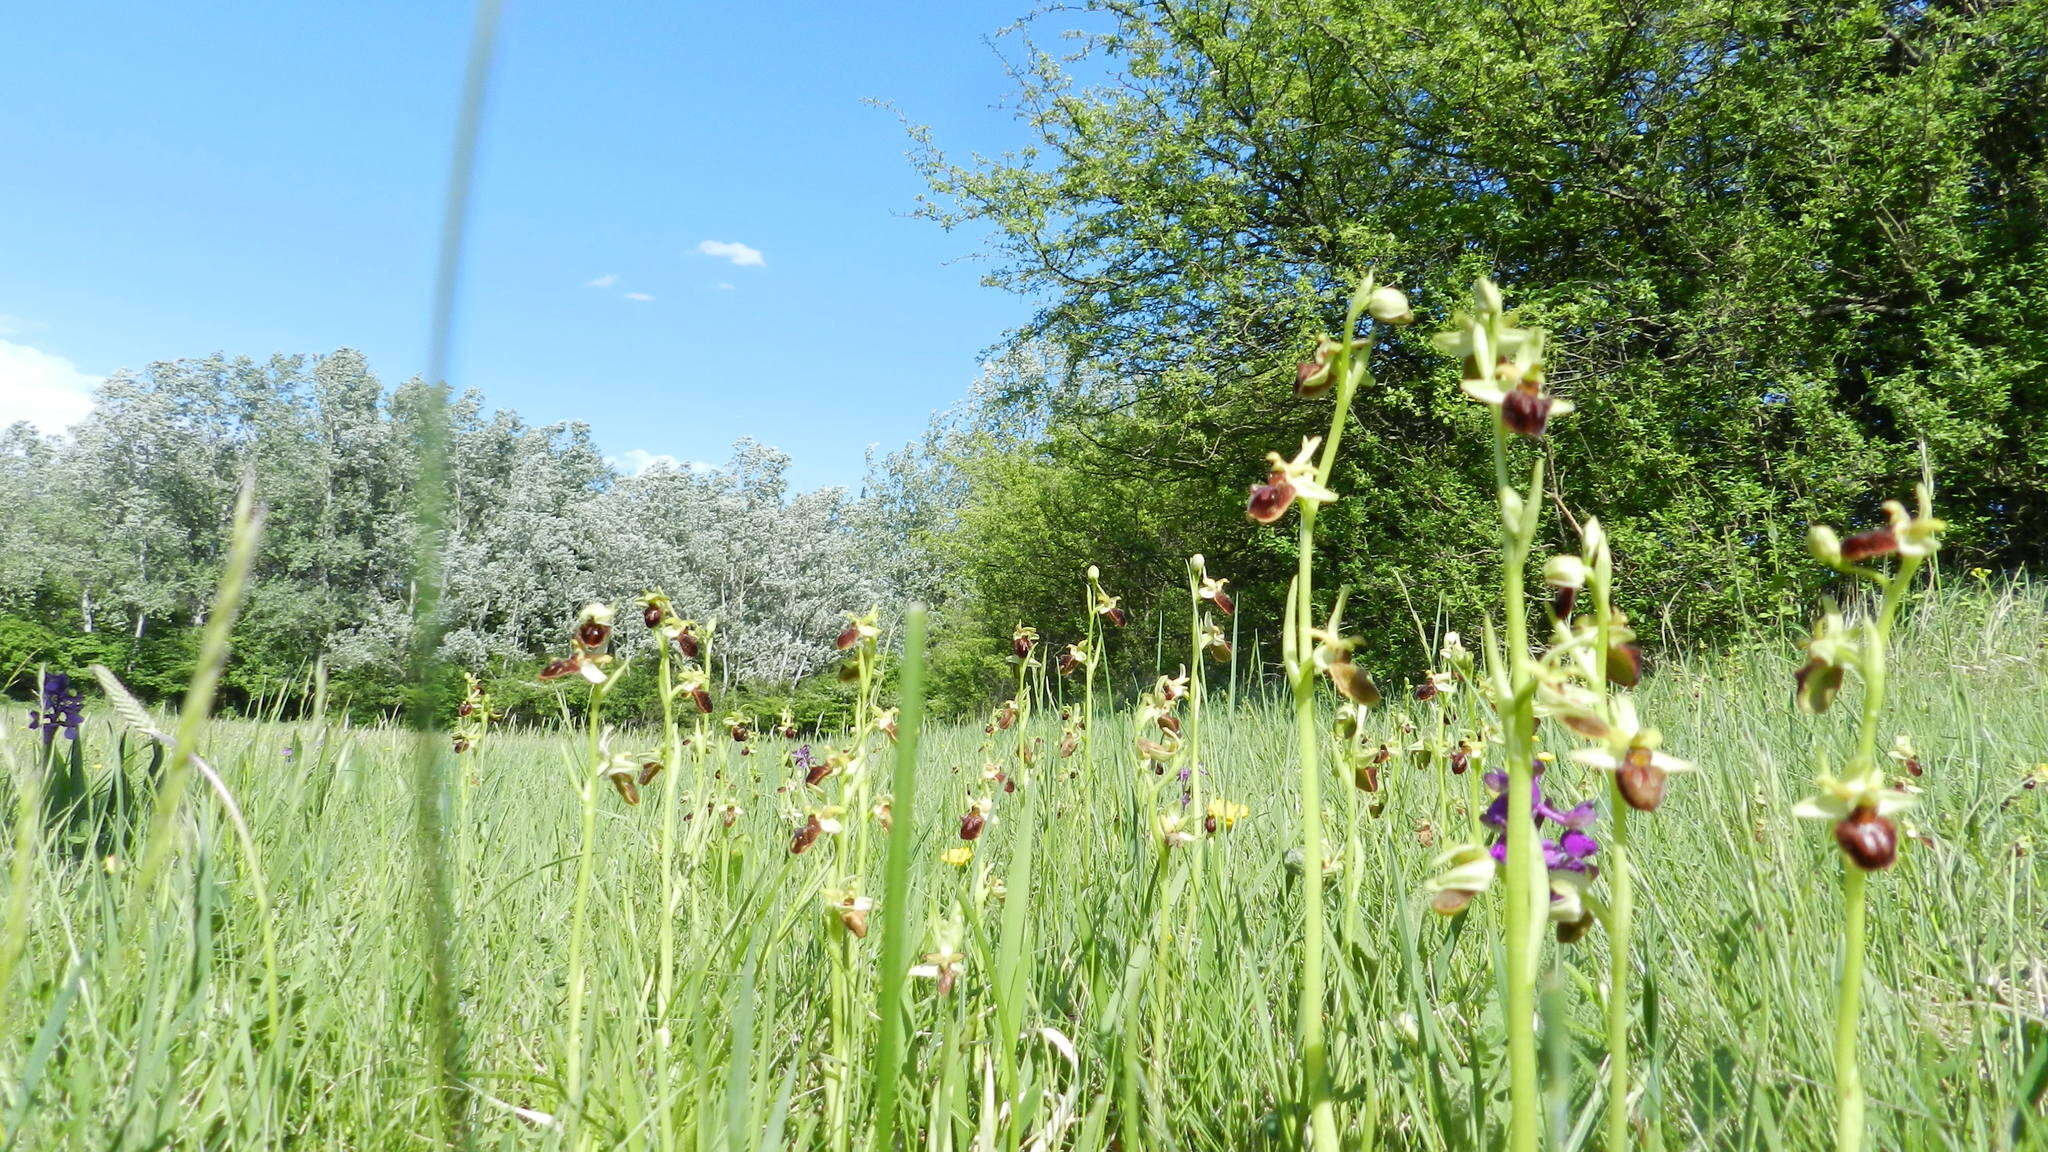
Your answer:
(27, 672), (84, 745)
(792, 744), (815, 772)
(1481, 759), (1600, 878)
(1546, 829), (1600, 874)
(1547, 800), (1597, 830)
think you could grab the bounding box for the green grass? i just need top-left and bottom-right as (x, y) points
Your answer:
(3, 581), (2045, 1150)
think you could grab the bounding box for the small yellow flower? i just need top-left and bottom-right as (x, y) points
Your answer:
(941, 845), (974, 867)
(1205, 798), (1249, 832)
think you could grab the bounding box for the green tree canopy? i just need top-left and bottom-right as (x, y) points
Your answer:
(903, 0), (2047, 696)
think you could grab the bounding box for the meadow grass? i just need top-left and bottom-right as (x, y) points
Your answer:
(2, 580), (2044, 1150)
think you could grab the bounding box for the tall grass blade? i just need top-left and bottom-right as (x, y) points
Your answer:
(402, 2), (503, 1144)
(871, 604), (927, 1148)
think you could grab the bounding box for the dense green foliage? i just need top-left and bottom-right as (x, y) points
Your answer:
(903, 0), (2047, 699)
(5, 583), (2042, 1148)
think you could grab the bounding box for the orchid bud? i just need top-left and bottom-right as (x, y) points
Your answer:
(1807, 524), (1843, 566)
(1471, 278), (1504, 316)
(1543, 555), (1588, 589)
(1366, 285), (1413, 325)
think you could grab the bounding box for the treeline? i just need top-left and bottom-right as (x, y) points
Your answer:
(884, 0), (2047, 699)
(1, 350), (898, 721)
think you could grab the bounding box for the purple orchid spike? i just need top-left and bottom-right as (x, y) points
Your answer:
(27, 672), (84, 745)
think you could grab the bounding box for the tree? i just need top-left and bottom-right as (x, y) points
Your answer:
(909, 0), (2048, 685)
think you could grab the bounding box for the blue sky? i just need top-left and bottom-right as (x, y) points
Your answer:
(0, 2), (1070, 491)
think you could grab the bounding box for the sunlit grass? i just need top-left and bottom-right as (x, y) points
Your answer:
(2, 579), (2043, 1149)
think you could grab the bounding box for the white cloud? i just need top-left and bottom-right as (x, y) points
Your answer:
(0, 314), (45, 338)
(0, 339), (99, 435)
(606, 449), (679, 476)
(623, 292), (655, 302)
(585, 273), (619, 288)
(715, 282), (736, 292)
(609, 449), (720, 477)
(697, 240), (765, 267)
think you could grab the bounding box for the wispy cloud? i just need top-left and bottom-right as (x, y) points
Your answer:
(715, 282), (736, 292)
(697, 240), (765, 267)
(0, 339), (99, 435)
(0, 314), (46, 338)
(623, 292), (655, 302)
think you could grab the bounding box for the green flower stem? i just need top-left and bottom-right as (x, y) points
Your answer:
(1291, 546), (1338, 1152)
(1083, 580), (1099, 780)
(1185, 561), (1208, 944)
(1833, 866), (1869, 1152)
(1493, 404), (1544, 1152)
(564, 685), (603, 1130)
(1290, 297), (1371, 1152)
(1832, 552), (1919, 1152)
(654, 626), (681, 1152)
(1593, 525), (1636, 1152)
(1604, 806), (1634, 1150)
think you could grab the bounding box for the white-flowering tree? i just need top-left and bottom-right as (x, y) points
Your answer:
(1, 348), (907, 700)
